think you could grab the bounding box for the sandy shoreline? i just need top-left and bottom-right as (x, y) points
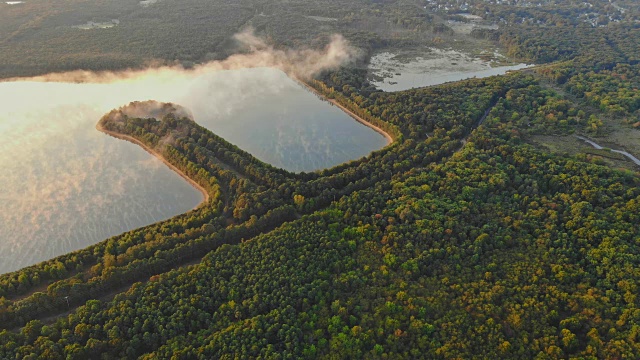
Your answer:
(293, 77), (394, 145)
(96, 123), (210, 210)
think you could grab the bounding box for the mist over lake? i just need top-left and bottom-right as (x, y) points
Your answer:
(0, 67), (387, 274)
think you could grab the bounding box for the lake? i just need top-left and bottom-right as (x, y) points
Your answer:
(0, 67), (387, 274)
(369, 49), (531, 92)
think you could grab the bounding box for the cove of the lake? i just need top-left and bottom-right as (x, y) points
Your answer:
(0, 67), (387, 274)
(369, 49), (531, 92)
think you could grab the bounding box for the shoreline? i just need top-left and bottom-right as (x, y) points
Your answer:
(96, 123), (210, 210)
(292, 76), (394, 145)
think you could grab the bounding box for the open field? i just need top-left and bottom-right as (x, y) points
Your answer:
(530, 134), (635, 170)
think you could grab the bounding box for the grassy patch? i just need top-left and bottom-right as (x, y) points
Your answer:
(530, 134), (635, 170)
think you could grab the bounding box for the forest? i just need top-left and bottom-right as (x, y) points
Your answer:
(1, 0), (640, 359)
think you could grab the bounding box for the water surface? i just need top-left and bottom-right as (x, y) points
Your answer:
(184, 68), (388, 171)
(0, 82), (204, 274)
(369, 49), (531, 92)
(0, 67), (386, 274)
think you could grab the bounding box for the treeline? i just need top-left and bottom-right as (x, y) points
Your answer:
(499, 24), (640, 78)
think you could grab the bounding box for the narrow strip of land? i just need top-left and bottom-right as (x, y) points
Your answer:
(292, 76), (394, 144)
(96, 123), (210, 209)
(330, 98), (394, 144)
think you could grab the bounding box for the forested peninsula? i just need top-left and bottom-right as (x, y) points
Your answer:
(96, 111), (210, 209)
